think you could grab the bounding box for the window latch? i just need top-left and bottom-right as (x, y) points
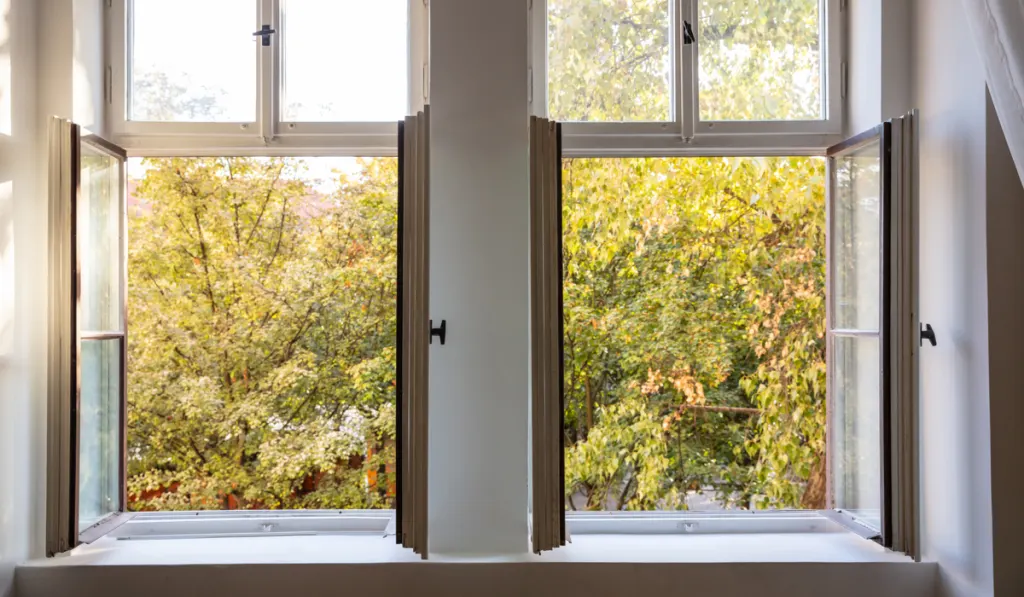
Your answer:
(683, 21), (696, 45)
(430, 319), (447, 345)
(920, 323), (937, 347)
(253, 24), (276, 46)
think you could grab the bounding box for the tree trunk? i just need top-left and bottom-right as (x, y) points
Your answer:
(800, 451), (827, 509)
(585, 378), (594, 437)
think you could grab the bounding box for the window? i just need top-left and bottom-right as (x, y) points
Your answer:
(281, 0), (408, 122)
(108, 0), (428, 151)
(47, 122), (434, 554)
(125, 156), (398, 512)
(528, 114), (918, 557)
(560, 155), (828, 513)
(532, 0), (844, 151)
(47, 121), (129, 554)
(129, 0), (258, 122)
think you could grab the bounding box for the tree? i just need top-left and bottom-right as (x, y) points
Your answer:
(127, 157), (398, 510)
(551, 0), (827, 510)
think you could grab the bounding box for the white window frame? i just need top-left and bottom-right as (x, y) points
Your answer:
(529, 0), (846, 156)
(107, 0), (429, 156)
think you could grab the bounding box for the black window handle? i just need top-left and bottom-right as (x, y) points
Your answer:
(920, 323), (937, 347)
(253, 24), (276, 46)
(683, 21), (696, 45)
(430, 320), (447, 345)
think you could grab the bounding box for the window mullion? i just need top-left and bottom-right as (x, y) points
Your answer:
(679, 0), (695, 140)
(258, 0), (278, 141)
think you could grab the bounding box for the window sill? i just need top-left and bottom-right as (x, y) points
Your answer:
(16, 532), (935, 597)
(22, 529), (910, 567)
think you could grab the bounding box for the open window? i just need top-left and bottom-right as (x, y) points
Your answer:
(107, 0), (428, 153)
(825, 113), (918, 553)
(47, 111), (430, 555)
(532, 0), (844, 153)
(47, 118), (129, 554)
(530, 112), (917, 558)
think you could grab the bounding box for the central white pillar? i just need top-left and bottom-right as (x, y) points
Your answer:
(428, 0), (530, 554)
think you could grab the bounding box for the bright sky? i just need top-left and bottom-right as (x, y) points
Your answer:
(132, 0), (407, 122)
(126, 157), (364, 194)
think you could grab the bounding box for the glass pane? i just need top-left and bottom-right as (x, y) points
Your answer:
(282, 0), (407, 121)
(129, 0), (257, 122)
(548, 0), (671, 122)
(79, 145), (122, 332)
(79, 338), (122, 531)
(698, 0), (823, 121)
(832, 139), (881, 331)
(831, 334), (881, 529)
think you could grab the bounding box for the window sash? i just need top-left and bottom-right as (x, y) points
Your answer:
(530, 0), (845, 154)
(108, 0), (428, 152)
(48, 120), (131, 555)
(824, 118), (919, 552)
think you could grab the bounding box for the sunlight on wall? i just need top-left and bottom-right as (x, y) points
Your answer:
(0, 0), (12, 136)
(0, 180), (11, 358)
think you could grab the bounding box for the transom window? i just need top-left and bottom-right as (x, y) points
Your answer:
(108, 0), (428, 153)
(532, 0), (843, 151)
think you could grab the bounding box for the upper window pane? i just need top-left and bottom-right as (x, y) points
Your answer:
(282, 0), (408, 122)
(79, 145), (122, 332)
(832, 140), (881, 331)
(548, 0), (671, 122)
(697, 0), (823, 121)
(129, 0), (257, 122)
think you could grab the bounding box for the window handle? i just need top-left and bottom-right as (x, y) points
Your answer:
(253, 24), (276, 46)
(430, 319), (447, 345)
(683, 21), (696, 45)
(920, 323), (937, 347)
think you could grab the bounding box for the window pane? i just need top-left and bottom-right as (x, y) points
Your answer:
(562, 157), (827, 511)
(79, 338), (122, 531)
(282, 0), (407, 121)
(832, 140), (881, 331)
(832, 334), (881, 529)
(79, 146), (122, 332)
(698, 0), (823, 121)
(548, 0), (671, 122)
(129, 0), (257, 122)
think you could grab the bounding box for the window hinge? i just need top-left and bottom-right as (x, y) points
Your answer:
(839, 0), (847, 11)
(840, 61), (848, 99)
(528, 0), (533, 10)
(105, 0), (112, 8)
(528, 68), (534, 103)
(105, 65), (112, 105)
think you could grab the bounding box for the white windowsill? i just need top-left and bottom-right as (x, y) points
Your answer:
(21, 529), (909, 567)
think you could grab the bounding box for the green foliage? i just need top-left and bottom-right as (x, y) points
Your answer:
(562, 156), (826, 510)
(127, 157), (398, 510)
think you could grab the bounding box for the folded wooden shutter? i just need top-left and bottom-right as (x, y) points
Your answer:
(530, 117), (565, 554)
(397, 108), (430, 558)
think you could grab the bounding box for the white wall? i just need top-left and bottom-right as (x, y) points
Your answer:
(911, 0), (994, 595)
(845, 0), (912, 133)
(0, 0), (41, 595)
(0, 0), (41, 594)
(428, 0), (530, 554)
